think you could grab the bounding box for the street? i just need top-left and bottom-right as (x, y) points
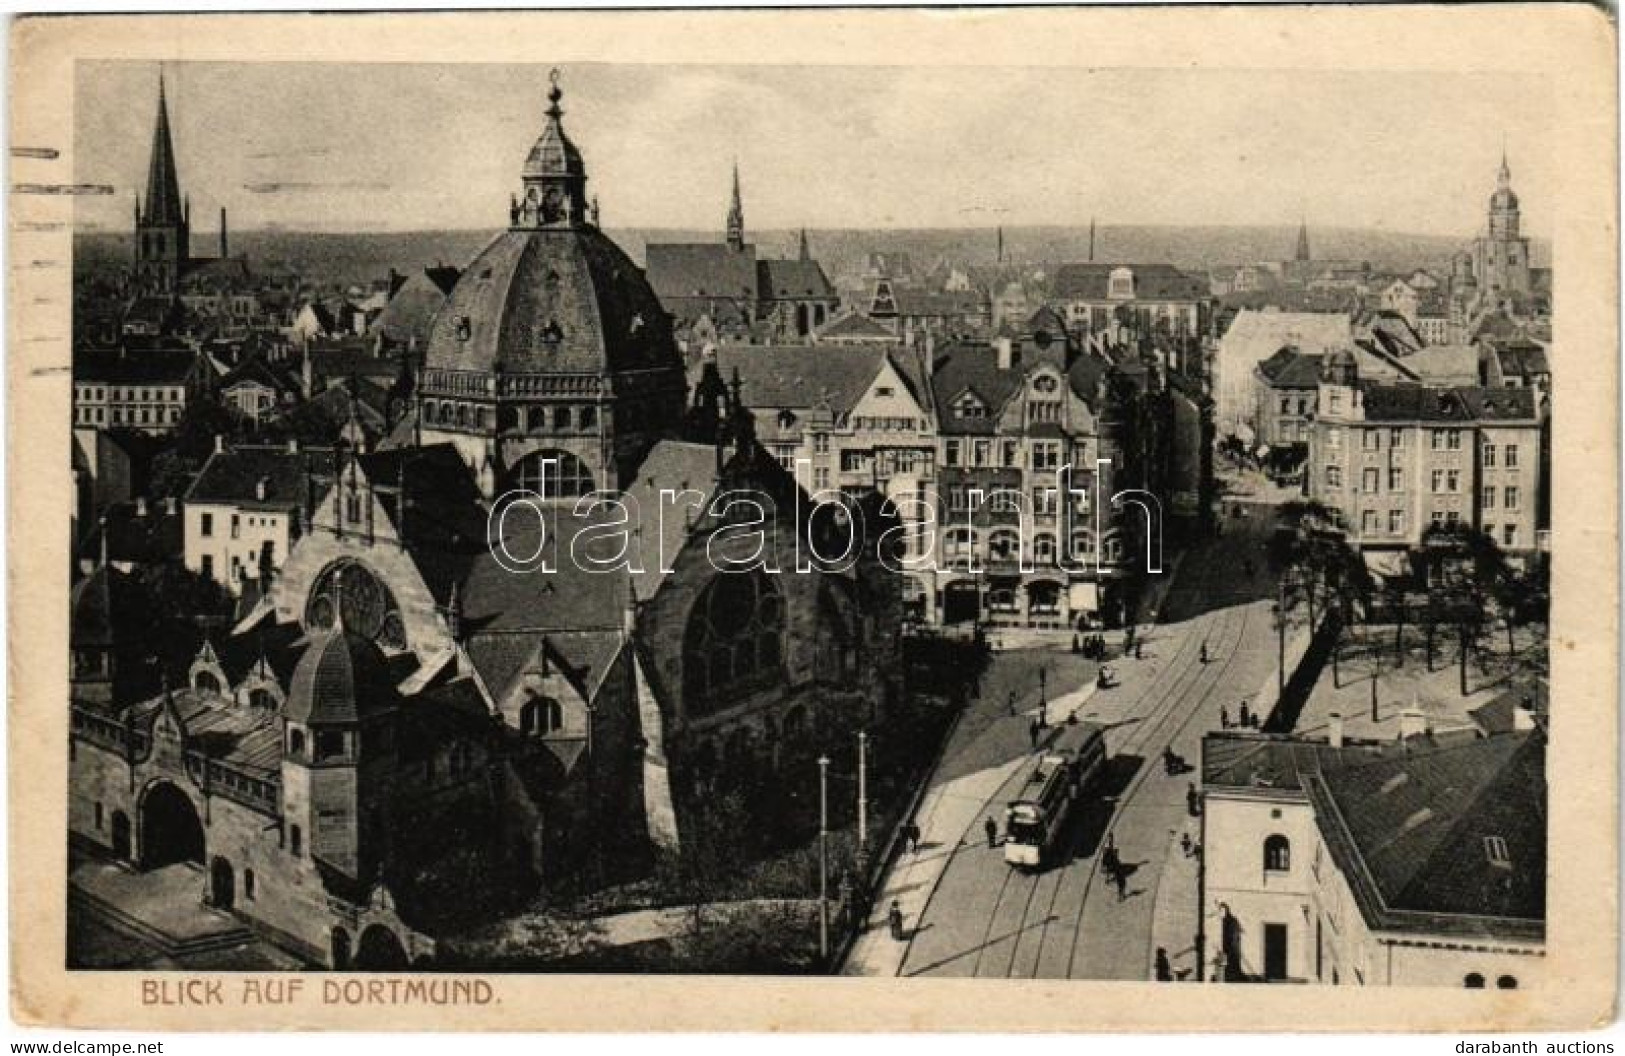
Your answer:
(847, 487), (1286, 979)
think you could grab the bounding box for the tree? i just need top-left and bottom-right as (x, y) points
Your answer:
(655, 789), (753, 937)
(1412, 523), (1508, 696)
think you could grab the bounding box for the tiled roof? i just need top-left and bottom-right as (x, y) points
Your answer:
(646, 243), (759, 302)
(78, 500), (183, 566)
(757, 258), (835, 300)
(188, 445), (338, 507)
(1362, 385), (1537, 423)
(369, 268), (460, 347)
(1203, 730), (1546, 941)
(1255, 348), (1325, 390)
(815, 311), (894, 342)
(1491, 341), (1550, 379)
(714, 345), (891, 417)
(356, 444), (490, 605)
(423, 226), (680, 377)
(890, 285), (987, 318)
(73, 345), (199, 385)
(1053, 262), (1207, 302)
(1399, 344), (1480, 386)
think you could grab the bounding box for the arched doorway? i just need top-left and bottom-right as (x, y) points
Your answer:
(139, 782), (204, 870)
(110, 811), (131, 860)
(209, 857), (235, 910)
(355, 925), (408, 970)
(330, 927), (352, 969)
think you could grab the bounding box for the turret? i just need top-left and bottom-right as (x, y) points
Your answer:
(726, 162), (745, 252)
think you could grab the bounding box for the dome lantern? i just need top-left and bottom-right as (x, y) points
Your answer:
(511, 69), (589, 229)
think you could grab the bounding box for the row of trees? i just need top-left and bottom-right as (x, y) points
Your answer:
(1270, 501), (1549, 699)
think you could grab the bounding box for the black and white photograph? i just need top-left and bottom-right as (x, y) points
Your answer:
(9, 4), (1618, 1036)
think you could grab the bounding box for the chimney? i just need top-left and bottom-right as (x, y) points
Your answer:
(996, 336), (1014, 370)
(1399, 707), (1427, 741)
(1327, 712), (1344, 748)
(286, 438), (299, 454)
(255, 477), (268, 502)
(164, 496), (177, 516)
(135, 496), (148, 518)
(219, 207), (228, 258)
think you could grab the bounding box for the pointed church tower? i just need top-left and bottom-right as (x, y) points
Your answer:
(798, 227), (810, 261)
(1294, 218), (1311, 263)
(726, 162), (745, 252)
(134, 72), (189, 291)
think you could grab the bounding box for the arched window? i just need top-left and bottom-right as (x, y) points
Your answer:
(988, 529), (1021, 563)
(498, 405), (521, 433)
(288, 728), (305, 757)
(1264, 834), (1291, 872)
(456, 404), (470, 428)
(1496, 976), (1518, 990)
(944, 528), (978, 562)
(244, 868), (257, 900)
(1464, 973), (1486, 989)
(306, 560), (402, 645)
(248, 687), (277, 711)
(1070, 529), (1096, 560)
(507, 449), (595, 499)
(520, 696), (564, 736)
(579, 406), (597, 429)
(194, 670), (222, 694)
(683, 571), (784, 714)
(553, 406), (572, 431)
(528, 406), (549, 432)
(289, 824), (302, 857)
(1033, 533), (1057, 564)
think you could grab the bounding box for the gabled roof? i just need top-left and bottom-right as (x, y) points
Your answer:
(187, 444), (339, 507)
(1255, 348), (1325, 390)
(815, 310), (894, 343)
(1053, 262), (1207, 302)
(646, 243), (759, 302)
(369, 267), (460, 347)
(758, 258), (835, 300)
(713, 345), (900, 418)
(73, 345), (199, 385)
(77, 499), (183, 566)
(1398, 344), (1480, 386)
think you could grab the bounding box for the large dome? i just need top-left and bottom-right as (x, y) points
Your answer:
(423, 225), (678, 377)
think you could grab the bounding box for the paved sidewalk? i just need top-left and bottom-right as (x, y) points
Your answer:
(1147, 814), (1204, 982)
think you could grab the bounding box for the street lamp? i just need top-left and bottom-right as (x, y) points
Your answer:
(817, 754), (830, 962)
(1038, 666), (1048, 727)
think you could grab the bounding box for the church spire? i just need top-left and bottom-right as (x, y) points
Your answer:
(726, 161), (745, 251)
(1294, 217), (1311, 262)
(143, 71), (184, 227)
(798, 227), (810, 261)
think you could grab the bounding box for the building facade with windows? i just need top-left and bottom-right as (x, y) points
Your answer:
(183, 442), (337, 595)
(1307, 350), (1543, 559)
(1202, 726), (1544, 987)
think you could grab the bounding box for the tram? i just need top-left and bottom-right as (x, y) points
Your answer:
(1003, 721), (1108, 869)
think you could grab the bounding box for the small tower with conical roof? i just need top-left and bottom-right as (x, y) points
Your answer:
(134, 72), (190, 291)
(726, 162), (745, 252)
(511, 69), (588, 229)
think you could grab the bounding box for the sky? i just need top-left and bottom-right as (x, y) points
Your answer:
(74, 61), (1551, 238)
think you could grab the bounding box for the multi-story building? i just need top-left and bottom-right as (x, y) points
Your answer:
(929, 325), (1128, 629)
(1213, 309), (1350, 438)
(1251, 348), (1322, 449)
(1051, 262), (1208, 343)
(183, 441), (337, 594)
(1201, 723), (1544, 986)
(71, 346), (212, 435)
(1307, 350), (1543, 561)
(713, 342), (938, 619)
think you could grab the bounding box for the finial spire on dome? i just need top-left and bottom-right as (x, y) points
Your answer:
(515, 66), (588, 228)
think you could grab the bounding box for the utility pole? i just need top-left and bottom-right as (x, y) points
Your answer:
(818, 755), (830, 962)
(856, 731), (869, 852)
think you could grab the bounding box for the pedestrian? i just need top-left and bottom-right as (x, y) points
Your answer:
(1250, 710), (1261, 730)
(1102, 840), (1120, 879)
(985, 815), (999, 848)
(1155, 947), (1172, 982)
(1113, 866), (1129, 901)
(1186, 782), (1201, 817)
(1180, 832), (1193, 857)
(1028, 718), (1041, 749)
(1135, 641), (1143, 660)
(1219, 705), (1230, 730)
(1238, 701), (1251, 728)
(1072, 633), (1081, 654)
(1199, 640), (1209, 664)
(905, 823), (920, 853)
(1008, 690), (1017, 717)
(887, 899), (905, 941)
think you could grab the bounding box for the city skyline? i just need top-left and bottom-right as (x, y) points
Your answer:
(74, 61), (1552, 240)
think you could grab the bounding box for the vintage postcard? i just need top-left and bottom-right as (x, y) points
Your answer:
(8, 5), (1618, 1032)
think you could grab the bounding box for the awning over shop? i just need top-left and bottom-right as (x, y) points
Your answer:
(1363, 549), (1412, 582)
(1069, 581), (1101, 611)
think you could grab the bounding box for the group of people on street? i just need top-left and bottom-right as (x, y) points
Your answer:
(1101, 835), (1130, 901)
(1218, 701), (1260, 730)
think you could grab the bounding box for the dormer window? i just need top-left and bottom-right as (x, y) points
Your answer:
(1484, 835), (1511, 869)
(455, 316), (472, 341)
(1108, 267), (1135, 300)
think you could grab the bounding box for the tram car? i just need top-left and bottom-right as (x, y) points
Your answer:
(1003, 721), (1108, 869)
